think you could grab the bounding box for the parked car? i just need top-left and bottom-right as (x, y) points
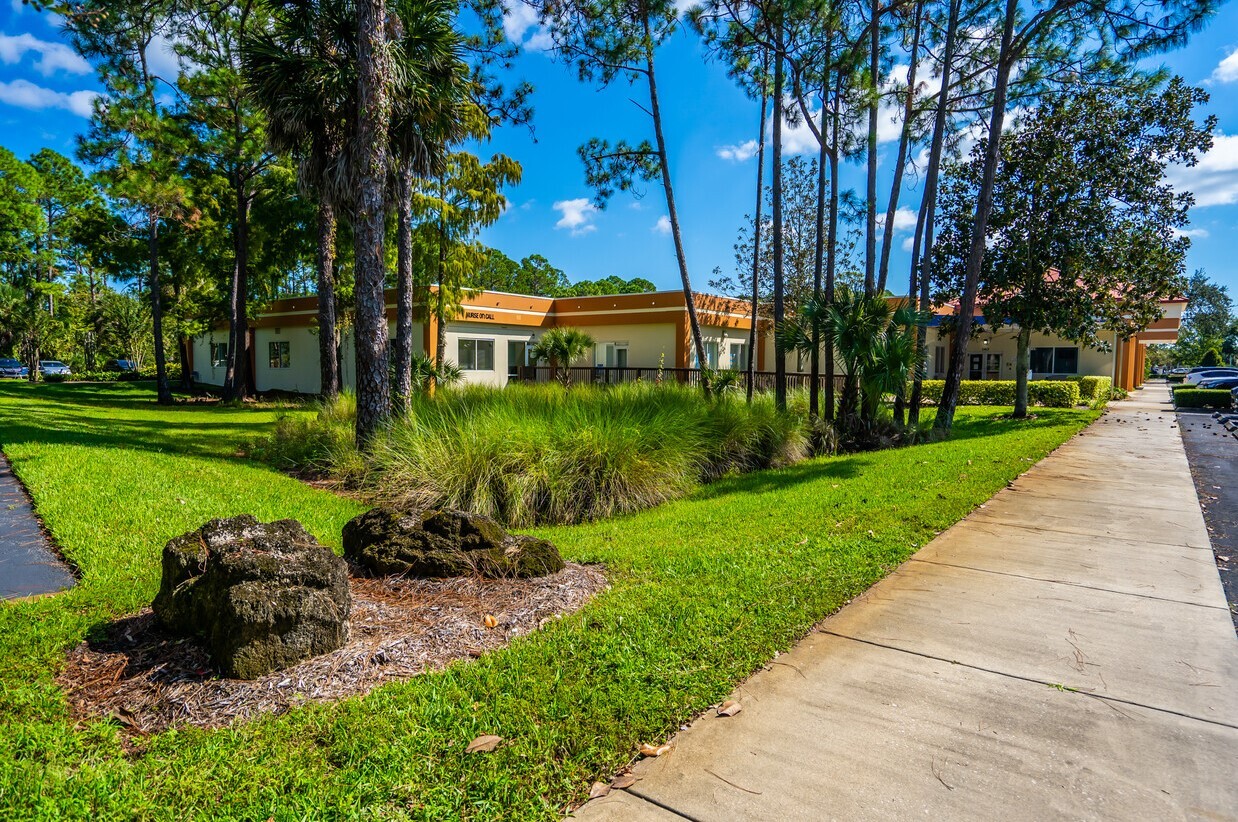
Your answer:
(39, 360), (71, 376)
(1184, 368), (1238, 386)
(103, 359), (138, 372)
(1198, 376), (1238, 390)
(0, 358), (29, 378)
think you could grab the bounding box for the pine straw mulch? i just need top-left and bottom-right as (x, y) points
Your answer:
(58, 563), (607, 737)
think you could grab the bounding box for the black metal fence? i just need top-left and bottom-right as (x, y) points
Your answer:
(514, 365), (845, 393)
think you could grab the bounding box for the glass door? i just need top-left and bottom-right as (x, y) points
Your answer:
(968, 353), (983, 380)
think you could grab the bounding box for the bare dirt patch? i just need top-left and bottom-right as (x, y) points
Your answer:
(58, 563), (606, 735)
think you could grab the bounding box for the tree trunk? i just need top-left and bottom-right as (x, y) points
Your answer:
(810, 87), (828, 422)
(772, 36), (787, 411)
(935, 0), (1017, 433)
(1013, 326), (1031, 417)
(353, 0), (393, 447)
(393, 165), (414, 411)
(179, 333), (193, 390)
(148, 212), (172, 404)
(864, 0), (880, 297)
(877, 0), (924, 296)
(317, 200), (339, 400)
(908, 0), (959, 425)
(746, 74), (768, 405)
(824, 66), (842, 423)
(643, 21), (709, 396)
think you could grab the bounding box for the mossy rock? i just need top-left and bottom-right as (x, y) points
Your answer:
(152, 516), (351, 679)
(343, 507), (565, 579)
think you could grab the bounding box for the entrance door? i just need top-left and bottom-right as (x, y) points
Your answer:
(968, 353), (983, 380)
(507, 340), (529, 380)
(984, 353), (1002, 380)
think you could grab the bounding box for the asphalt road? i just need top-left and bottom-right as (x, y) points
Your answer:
(0, 452), (75, 600)
(1177, 409), (1238, 632)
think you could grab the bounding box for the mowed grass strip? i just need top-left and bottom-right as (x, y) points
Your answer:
(0, 381), (1099, 820)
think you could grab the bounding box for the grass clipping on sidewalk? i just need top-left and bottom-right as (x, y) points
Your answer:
(0, 381), (1099, 820)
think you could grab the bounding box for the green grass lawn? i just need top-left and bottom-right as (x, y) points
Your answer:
(0, 381), (1100, 820)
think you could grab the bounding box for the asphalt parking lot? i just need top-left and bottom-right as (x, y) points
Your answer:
(1177, 409), (1238, 632)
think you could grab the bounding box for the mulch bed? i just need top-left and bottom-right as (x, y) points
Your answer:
(58, 563), (607, 736)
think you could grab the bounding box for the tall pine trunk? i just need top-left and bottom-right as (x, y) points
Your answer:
(149, 212), (172, 404)
(935, 0), (1017, 433)
(317, 200), (339, 400)
(864, 0), (880, 297)
(809, 75), (829, 423)
(746, 80), (768, 404)
(642, 18), (709, 395)
(771, 35), (786, 411)
(908, 0), (960, 425)
(353, 0), (393, 446)
(877, 0), (924, 295)
(824, 66), (842, 423)
(393, 165), (414, 411)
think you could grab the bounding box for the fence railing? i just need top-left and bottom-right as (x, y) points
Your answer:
(513, 365), (845, 393)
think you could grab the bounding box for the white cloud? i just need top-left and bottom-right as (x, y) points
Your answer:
(877, 207), (918, 233)
(10, 0), (24, 13)
(503, 1), (553, 52)
(901, 235), (917, 252)
(0, 32), (91, 76)
(553, 198), (597, 235)
(1172, 227), (1209, 239)
(1209, 49), (1238, 84)
(716, 139), (758, 162)
(0, 79), (97, 117)
(1168, 132), (1238, 207)
(146, 33), (183, 80)
(653, 215), (671, 235)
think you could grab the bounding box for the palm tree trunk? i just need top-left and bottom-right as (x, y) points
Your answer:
(747, 75), (768, 404)
(936, 0), (1017, 433)
(353, 0), (393, 446)
(642, 17), (709, 396)
(317, 199), (339, 400)
(394, 165), (414, 412)
(772, 34), (787, 411)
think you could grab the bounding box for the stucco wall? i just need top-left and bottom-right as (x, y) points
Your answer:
(955, 327), (1116, 381)
(571, 323), (677, 371)
(253, 327), (323, 394)
(442, 321), (540, 388)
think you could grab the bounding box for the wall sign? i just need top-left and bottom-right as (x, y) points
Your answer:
(464, 311), (496, 321)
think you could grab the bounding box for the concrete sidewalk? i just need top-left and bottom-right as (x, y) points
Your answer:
(0, 452), (74, 600)
(574, 384), (1238, 821)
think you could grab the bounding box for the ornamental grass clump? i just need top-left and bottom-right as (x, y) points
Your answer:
(264, 382), (809, 526)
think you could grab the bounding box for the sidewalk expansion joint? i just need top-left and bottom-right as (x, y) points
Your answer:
(625, 789), (704, 821)
(818, 629), (1238, 732)
(974, 517), (1213, 553)
(906, 558), (1230, 612)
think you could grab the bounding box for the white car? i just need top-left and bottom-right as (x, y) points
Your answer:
(1185, 368), (1238, 385)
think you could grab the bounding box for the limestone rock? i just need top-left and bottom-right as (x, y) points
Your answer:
(152, 516), (351, 679)
(343, 507), (564, 579)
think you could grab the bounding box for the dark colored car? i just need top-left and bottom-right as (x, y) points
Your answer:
(103, 359), (138, 372)
(0, 358), (29, 378)
(1198, 376), (1238, 390)
(39, 360), (71, 376)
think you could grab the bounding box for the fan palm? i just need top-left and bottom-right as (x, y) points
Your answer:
(530, 327), (596, 387)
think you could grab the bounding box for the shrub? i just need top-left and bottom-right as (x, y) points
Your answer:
(1074, 376), (1114, 408)
(1173, 389), (1233, 410)
(917, 379), (1081, 408)
(261, 383), (809, 526)
(1201, 349), (1222, 367)
(1167, 374), (1185, 384)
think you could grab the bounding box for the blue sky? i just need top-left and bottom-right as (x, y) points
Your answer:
(2, 1), (1236, 298)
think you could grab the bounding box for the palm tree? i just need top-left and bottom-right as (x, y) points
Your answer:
(780, 287), (925, 425)
(531, 327), (596, 387)
(246, 0), (470, 422)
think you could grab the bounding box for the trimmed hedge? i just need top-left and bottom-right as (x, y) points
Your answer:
(1077, 376), (1112, 403)
(1167, 374), (1185, 384)
(1173, 389), (1233, 410)
(918, 379), (1081, 408)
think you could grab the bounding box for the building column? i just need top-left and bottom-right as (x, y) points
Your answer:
(1135, 344), (1146, 387)
(674, 314), (690, 369)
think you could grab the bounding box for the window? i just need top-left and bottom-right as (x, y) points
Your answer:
(693, 341), (720, 369)
(507, 340), (533, 378)
(730, 342), (748, 371)
(1030, 346), (1079, 374)
(268, 341), (290, 369)
(934, 345), (946, 376)
(211, 342), (228, 368)
(458, 338), (494, 371)
(597, 342), (629, 368)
